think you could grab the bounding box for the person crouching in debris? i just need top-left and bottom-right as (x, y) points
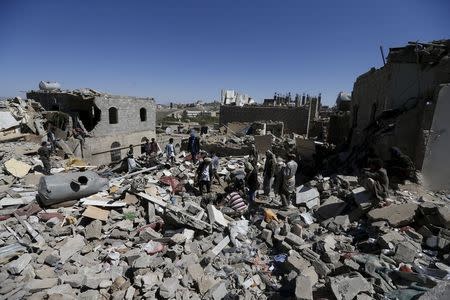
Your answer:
(165, 138), (176, 164)
(386, 147), (418, 184)
(218, 190), (248, 217)
(188, 131), (200, 164)
(127, 145), (142, 172)
(38, 141), (52, 175)
(263, 150), (276, 195)
(197, 157), (213, 194)
(244, 162), (259, 207)
(361, 158), (389, 207)
(281, 153), (298, 208)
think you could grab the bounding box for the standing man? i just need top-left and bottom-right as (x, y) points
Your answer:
(188, 131), (200, 164)
(165, 138), (176, 164)
(150, 138), (160, 155)
(38, 141), (52, 175)
(249, 144), (259, 167)
(210, 152), (222, 186)
(197, 157), (213, 194)
(281, 153), (298, 208)
(263, 150), (276, 195)
(143, 138), (151, 155)
(244, 162), (259, 207)
(46, 126), (57, 153)
(126, 145), (141, 172)
(273, 157), (285, 196)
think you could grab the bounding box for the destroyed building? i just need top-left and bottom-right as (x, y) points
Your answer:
(27, 87), (156, 165)
(220, 94), (320, 136)
(349, 40), (450, 190)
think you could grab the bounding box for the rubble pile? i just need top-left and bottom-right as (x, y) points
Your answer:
(0, 138), (449, 300)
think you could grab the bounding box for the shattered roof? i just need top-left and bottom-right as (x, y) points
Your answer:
(387, 39), (450, 64)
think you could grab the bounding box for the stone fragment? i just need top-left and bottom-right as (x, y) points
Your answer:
(367, 203), (418, 227)
(7, 253), (32, 274)
(316, 196), (346, 220)
(210, 236), (230, 256)
(85, 219), (102, 240)
(60, 273), (86, 288)
(352, 187), (373, 211)
(207, 204), (229, 228)
(330, 272), (372, 300)
(438, 207), (450, 229)
(295, 275), (313, 300)
(418, 280), (450, 300)
(187, 263), (204, 282)
(198, 275), (219, 295)
(47, 284), (74, 296)
(159, 277), (179, 298)
(209, 281), (227, 300)
(125, 286), (136, 300)
(78, 290), (101, 300)
(59, 234), (85, 262)
(378, 231), (405, 249)
(26, 278), (59, 293)
(296, 185), (320, 206)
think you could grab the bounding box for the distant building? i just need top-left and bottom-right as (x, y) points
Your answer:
(220, 89), (254, 106)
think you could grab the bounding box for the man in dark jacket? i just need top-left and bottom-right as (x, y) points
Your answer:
(38, 141), (52, 175)
(245, 162), (258, 205)
(263, 150), (276, 195)
(197, 157), (213, 194)
(188, 131), (200, 164)
(361, 158), (389, 206)
(386, 147), (417, 184)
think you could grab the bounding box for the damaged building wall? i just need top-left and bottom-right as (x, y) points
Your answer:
(422, 84), (450, 191)
(350, 42), (450, 168)
(219, 105), (310, 135)
(27, 90), (156, 165)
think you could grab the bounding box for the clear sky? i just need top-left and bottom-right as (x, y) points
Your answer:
(0, 0), (448, 105)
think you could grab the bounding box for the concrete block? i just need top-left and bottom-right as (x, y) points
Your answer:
(295, 275), (313, 300)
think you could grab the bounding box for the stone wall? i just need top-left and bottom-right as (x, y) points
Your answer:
(219, 105), (310, 134)
(350, 60), (450, 168)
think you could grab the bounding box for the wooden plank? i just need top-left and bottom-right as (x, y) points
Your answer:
(82, 206), (109, 221)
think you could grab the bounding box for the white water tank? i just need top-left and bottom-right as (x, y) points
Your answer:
(39, 81), (61, 91)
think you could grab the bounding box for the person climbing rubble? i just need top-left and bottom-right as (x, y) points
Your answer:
(165, 138), (176, 164)
(280, 153), (298, 208)
(386, 146), (418, 184)
(361, 158), (389, 206)
(188, 130), (200, 164)
(263, 150), (276, 196)
(210, 151), (222, 186)
(37, 141), (52, 175)
(218, 190), (248, 217)
(244, 162), (258, 207)
(196, 157), (213, 194)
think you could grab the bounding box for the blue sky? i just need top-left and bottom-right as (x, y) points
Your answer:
(0, 0), (448, 105)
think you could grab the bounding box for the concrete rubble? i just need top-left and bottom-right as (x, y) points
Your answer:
(1, 87), (450, 299)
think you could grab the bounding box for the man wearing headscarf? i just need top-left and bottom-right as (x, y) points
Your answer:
(280, 153), (298, 208)
(263, 150), (276, 195)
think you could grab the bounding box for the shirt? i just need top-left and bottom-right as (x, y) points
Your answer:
(165, 144), (175, 157)
(225, 192), (248, 212)
(200, 165), (211, 181)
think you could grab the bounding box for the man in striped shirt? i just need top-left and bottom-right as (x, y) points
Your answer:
(220, 191), (248, 217)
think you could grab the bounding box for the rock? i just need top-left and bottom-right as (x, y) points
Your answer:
(330, 272), (372, 300)
(6, 253), (32, 274)
(393, 242), (417, 263)
(378, 231), (405, 249)
(59, 234), (86, 262)
(78, 290), (101, 300)
(125, 286), (136, 300)
(418, 280), (450, 300)
(352, 187), (373, 211)
(367, 203), (418, 227)
(198, 275), (219, 295)
(295, 275), (313, 300)
(35, 266), (56, 279)
(47, 284), (75, 296)
(438, 207), (450, 229)
(316, 196), (346, 220)
(187, 263), (204, 282)
(159, 277), (179, 298)
(85, 220), (102, 240)
(26, 278), (59, 292)
(209, 281), (227, 300)
(285, 251), (311, 273)
(60, 273), (86, 288)
(296, 185), (320, 206)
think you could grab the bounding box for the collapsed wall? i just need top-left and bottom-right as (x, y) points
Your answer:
(350, 40), (450, 169)
(219, 105), (310, 135)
